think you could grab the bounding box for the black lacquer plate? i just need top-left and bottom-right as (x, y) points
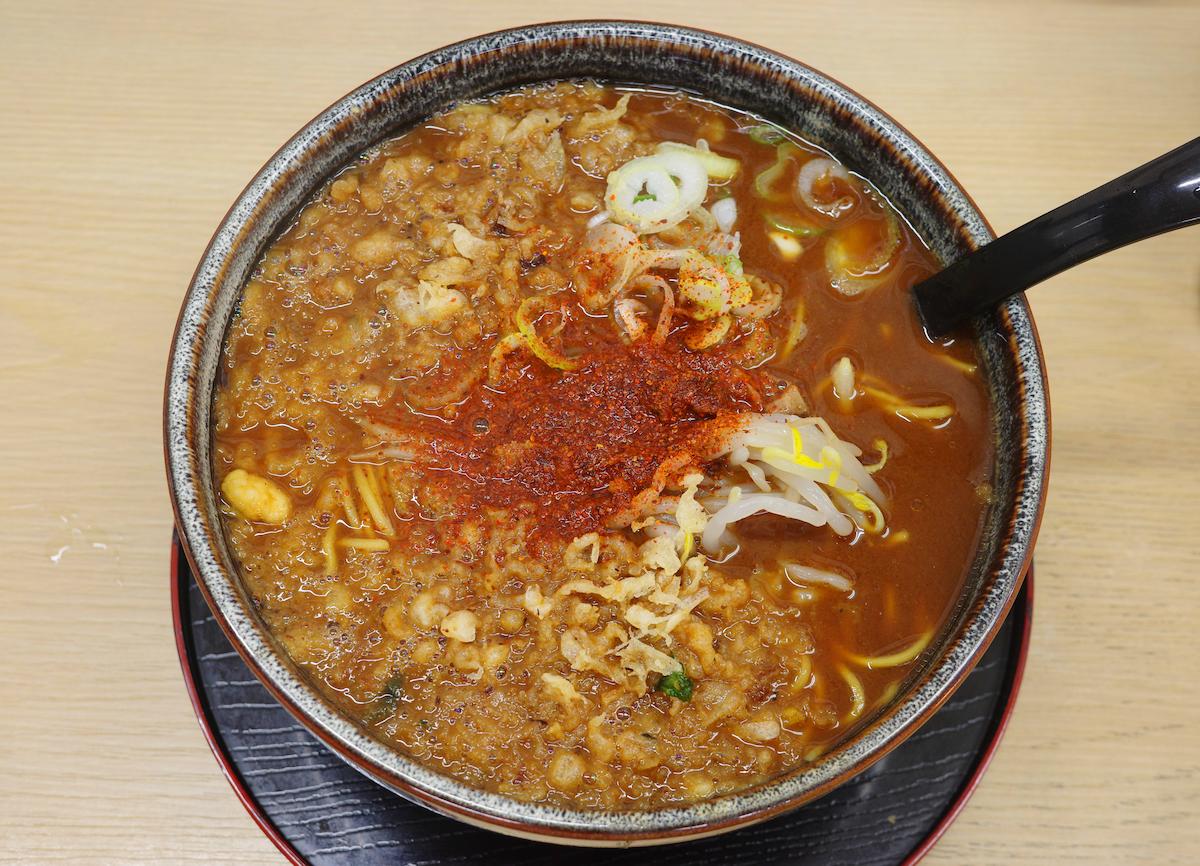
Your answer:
(173, 538), (1031, 865)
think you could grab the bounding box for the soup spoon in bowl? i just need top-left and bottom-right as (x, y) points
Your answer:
(913, 137), (1200, 337)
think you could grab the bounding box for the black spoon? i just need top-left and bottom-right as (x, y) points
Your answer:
(913, 137), (1200, 337)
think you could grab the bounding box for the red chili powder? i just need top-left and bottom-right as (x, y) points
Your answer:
(381, 335), (771, 543)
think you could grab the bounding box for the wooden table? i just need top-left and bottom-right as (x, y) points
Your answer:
(3, 2), (1198, 863)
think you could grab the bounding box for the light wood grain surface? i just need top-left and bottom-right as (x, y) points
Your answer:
(2, 1), (1198, 863)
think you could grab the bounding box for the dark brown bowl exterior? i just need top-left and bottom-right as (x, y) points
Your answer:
(164, 21), (1049, 845)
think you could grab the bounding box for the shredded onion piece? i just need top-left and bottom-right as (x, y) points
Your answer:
(735, 717), (782, 743)
(740, 414), (884, 502)
(703, 231), (741, 258)
(768, 230), (804, 262)
(621, 274), (675, 345)
(586, 211), (611, 230)
(367, 446), (420, 464)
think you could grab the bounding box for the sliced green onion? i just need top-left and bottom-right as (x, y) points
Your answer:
(753, 143), (801, 200)
(684, 313), (732, 351)
(382, 673), (405, 699)
(825, 211), (901, 296)
(607, 151), (708, 234)
(764, 211), (826, 239)
(516, 297), (581, 371)
(363, 672), (405, 724)
(745, 124), (789, 146)
(487, 332), (528, 384)
(655, 141), (741, 181)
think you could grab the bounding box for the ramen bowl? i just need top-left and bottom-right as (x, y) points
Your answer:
(164, 21), (1048, 846)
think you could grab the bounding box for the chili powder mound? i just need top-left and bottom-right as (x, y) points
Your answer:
(389, 339), (771, 542)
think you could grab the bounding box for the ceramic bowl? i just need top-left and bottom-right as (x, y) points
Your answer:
(165, 20), (1049, 846)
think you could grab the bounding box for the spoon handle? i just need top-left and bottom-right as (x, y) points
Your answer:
(913, 137), (1200, 337)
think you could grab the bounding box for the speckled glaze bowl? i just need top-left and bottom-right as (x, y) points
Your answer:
(165, 21), (1049, 846)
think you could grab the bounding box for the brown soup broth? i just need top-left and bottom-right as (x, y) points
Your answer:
(213, 82), (992, 809)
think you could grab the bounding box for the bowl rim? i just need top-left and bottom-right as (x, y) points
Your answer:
(165, 19), (1050, 845)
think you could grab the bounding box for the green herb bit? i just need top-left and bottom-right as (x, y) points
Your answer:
(658, 669), (694, 701)
(754, 145), (793, 199)
(363, 698), (395, 725)
(382, 673), (405, 699)
(362, 672), (405, 725)
(633, 192), (657, 203)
